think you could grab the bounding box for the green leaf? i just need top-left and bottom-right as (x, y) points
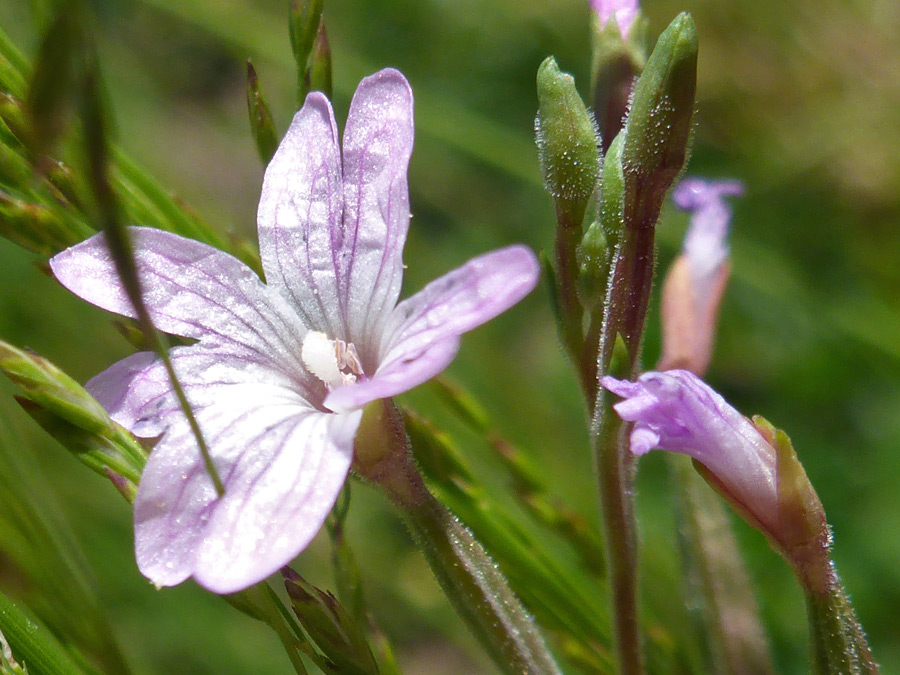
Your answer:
(0, 593), (87, 675)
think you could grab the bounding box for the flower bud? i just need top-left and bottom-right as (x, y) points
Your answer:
(283, 568), (380, 675)
(245, 60), (279, 165)
(535, 56), (600, 228)
(305, 24), (333, 100)
(289, 0), (324, 102)
(621, 12), (697, 223)
(0, 339), (112, 434)
(589, 0), (639, 39)
(577, 220), (609, 309)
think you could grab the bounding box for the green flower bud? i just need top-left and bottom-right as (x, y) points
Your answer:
(535, 56), (600, 227)
(305, 23), (333, 100)
(577, 221), (609, 309)
(598, 131), (626, 250)
(0, 339), (111, 434)
(245, 60), (279, 165)
(621, 12), (698, 219)
(288, 0), (324, 103)
(589, 12), (648, 154)
(283, 568), (380, 675)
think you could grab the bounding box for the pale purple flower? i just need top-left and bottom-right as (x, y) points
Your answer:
(601, 370), (779, 535)
(659, 178), (743, 373)
(50, 69), (539, 594)
(590, 0), (639, 39)
(672, 177), (744, 284)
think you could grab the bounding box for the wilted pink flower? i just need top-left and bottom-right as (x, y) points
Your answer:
(51, 69), (538, 594)
(590, 0), (639, 39)
(659, 178), (743, 373)
(601, 370), (780, 537)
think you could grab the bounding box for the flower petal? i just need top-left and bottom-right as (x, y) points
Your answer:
(50, 228), (309, 376)
(88, 345), (324, 438)
(193, 409), (360, 593)
(339, 68), (414, 355)
(602, 370), (778, 529)
(325, 245), (538, 412)
(256, 93), (345, 337)
(131, 361), (360, 592)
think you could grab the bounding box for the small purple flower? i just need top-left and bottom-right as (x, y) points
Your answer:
(672, 177), (744, 284)
(590, 0), (639, 39)
(50, 69), (539, 594)
(660, 178), (743, 373)
(601, 370), (779, 535)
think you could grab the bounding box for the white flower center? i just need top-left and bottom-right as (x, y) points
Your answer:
(301, 331), (364, 389)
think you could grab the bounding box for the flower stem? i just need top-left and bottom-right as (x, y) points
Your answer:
(353, 399), (562, 675)
(671, 456), (774, 674)
(799, 560), (878, 675)
(594, 391), (643, 675)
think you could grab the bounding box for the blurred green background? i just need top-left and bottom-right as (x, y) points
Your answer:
(1, 0), (899, 672)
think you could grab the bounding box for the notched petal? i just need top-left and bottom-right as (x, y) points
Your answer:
(257, 93), (344, 336)
(340, 68), (415, 349)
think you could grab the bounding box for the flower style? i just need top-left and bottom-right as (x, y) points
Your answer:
(590, 0), (639, 39)
(50, 69), (539, 594)
(659, 177), (744, 373)
(601, 370), (780, 537)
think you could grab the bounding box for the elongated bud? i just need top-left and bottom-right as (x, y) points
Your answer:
(582, 132), (628, 311)
(0, 339), (111, 433)
(599, 13), (698, 369)
(289, 0), (324, 103)
(283, 569), (380, 675)
(535, 56), (601, 227)
(621, 12), (697, 220)
(245, 60), (278, 165)
(25, 6), (85, 169)
(305, 24), (333, 99)
(598, 130), (626, 249)
(589, 0), (646, 152)
(577, 221), (609, 309)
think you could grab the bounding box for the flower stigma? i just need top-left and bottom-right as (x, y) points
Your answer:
(301, 330), (364, 389)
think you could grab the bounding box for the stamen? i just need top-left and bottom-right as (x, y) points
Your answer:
(302, 331), (364, 389)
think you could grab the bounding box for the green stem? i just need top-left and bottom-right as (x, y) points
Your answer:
(800, 561), (878, 675)
(404, 491), (562, 675)
(594, 392), (642, 675)
(671, 457), (773, 675)
(555, 206), (585, 370)
(353, 400), (561, 675)
(80, 58), (224, 497)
